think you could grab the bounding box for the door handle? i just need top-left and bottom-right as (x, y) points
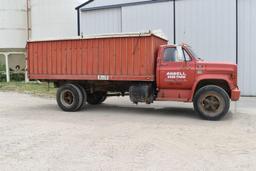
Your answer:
(183, 66), (191, 70)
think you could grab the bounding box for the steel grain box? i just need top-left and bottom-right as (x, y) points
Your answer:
(27, 33), (167, 81)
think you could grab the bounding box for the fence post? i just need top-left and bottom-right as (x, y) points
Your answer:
(5, 53), (10, 82)
(25, 52), (29, 83)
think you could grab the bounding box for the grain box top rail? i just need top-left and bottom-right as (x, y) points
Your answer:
(27, 31), (168, 43)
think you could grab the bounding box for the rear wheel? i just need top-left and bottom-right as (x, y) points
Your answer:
(75, 84), (87, 110)
(56, 84), (83, 112)
(87, 91), (107, 105)
(193, 85), (230, 121)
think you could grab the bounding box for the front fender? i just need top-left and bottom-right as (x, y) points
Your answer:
(189, 74), (234, 101)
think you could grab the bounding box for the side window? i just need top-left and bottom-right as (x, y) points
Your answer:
(183, 49), (192, 61)
(163, 48), (177, 62)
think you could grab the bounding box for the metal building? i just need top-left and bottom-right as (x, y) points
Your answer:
(76, 0), (174, 42)
(238, 0), (256, 96)
(76, 0), (256, 96)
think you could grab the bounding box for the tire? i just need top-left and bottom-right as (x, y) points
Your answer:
(193, 85), (230, 121)
(75, 84), (87, 110)
(56, 84), (83, 112)
(87, 92), (107, 105)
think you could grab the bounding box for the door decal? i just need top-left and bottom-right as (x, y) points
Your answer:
(166, 72), (187, 79)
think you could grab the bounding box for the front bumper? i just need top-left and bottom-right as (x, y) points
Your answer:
(231, 87), (240, 101)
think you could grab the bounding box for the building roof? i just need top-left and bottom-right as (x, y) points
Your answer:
(76, 0), (172, 11)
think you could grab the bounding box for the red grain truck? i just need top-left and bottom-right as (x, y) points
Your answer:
(27, 32), (240, 120)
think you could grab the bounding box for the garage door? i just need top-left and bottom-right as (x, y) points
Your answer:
(238, 0), (256, 96)
(80, 8), (121, 35)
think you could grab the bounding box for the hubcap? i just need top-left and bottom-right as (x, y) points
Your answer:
(60, 90), (74, 107)
(199, 92), (225, 117)
(202, 96), (220, 112)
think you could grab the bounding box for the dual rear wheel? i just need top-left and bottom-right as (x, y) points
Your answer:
(56, 84), (107, 112)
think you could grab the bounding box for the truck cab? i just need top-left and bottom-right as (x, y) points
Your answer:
(156, 44), (240, 120)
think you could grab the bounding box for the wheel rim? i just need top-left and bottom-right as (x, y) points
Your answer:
(60, 90), (75, 107)
(198, 92), (225, 117)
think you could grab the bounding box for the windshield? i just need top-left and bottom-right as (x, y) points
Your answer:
(186, 46), (202, 60)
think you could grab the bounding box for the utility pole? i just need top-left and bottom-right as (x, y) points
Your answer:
(25, 0), (31, 82)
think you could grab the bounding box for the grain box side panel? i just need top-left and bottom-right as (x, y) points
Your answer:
(77, 40), (83, 75)
(35, 43), (40, 74)
(133, 37), (140, 76)
(53, 42), (58, 75)
(103, 39), (110, 74)
(56, 41), (62, 75)
(98, 39), (104, 74)
(71, 40), (77, 75)
(34, 42), (38, 75)
(48, 42), (52, 75)
(92, 39), (99, 75)
(66, 41), (71, 75)
(115, 38), (122, 75)
(79, 40), (84, 75)
(109, 38), (116, 75)
(149, 36), (157, 77)
(145, 36), (153, 76)
(121, 38), (128, 76)
(28, 35), (166, 81)
(78, 40), (83, 74)
(61, 41), (67, 75)
(81, 40), (88, 75)
(38, 42), (43, 74)
(75, 40), (78, 75)
(127, 38), (134, 76)
(42, 43), (47, 75)
(139, 37), (146, 76)
(87, 40), (93, 75)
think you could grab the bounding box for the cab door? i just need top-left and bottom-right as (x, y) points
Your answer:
(157, 46), (196, 90)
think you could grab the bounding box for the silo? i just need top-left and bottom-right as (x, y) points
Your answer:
(0, 0), (83, 82)
(0, 0), (28, 82)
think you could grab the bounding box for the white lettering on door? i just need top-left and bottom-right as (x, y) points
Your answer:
(166, 72), (187, 79)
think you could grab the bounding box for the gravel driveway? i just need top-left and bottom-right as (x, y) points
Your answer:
(0, 92), (256, 171)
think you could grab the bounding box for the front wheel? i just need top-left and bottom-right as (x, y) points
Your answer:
(193, 85), (230, 121)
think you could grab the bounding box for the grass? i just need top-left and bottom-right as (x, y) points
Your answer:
(0, 81), (56, 97)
